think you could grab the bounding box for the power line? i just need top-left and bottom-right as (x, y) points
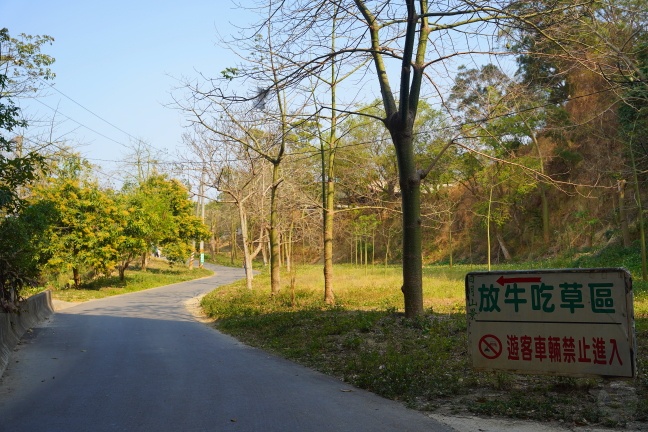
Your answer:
(30, 98), (131, 149)
(42, 80), (141, 143)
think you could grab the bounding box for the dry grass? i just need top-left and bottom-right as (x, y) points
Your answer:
(202, 262), (648, 429)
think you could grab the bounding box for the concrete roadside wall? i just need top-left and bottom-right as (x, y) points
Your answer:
(0, 291), (54, 377)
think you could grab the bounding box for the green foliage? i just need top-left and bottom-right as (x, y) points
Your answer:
(619, 36), (648, 168)
(18, 158), (211, 287)
(0, 202), (55, 310)
(0, 75), (44, 214)
(555, 146), (583, 164)
(112, 194), (148, 278)
(124, 174), (210, 265)
(449, 63), (548, 155)
(220, 67), (239, 81)
(50, 258), (212, 302)
(0, 28), (55, 309)
(506, 0), (583, 105)
(0, 90), (44, 306)
(0, 27), (56, 96)
(0, 29), (53, 214)
(339, 100), (454, 201)
(34, 172), (119, 286)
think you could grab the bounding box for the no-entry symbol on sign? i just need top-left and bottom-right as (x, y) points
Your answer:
(478, 334), (502, 359)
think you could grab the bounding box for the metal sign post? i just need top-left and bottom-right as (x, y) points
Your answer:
(465, 268), (636, 378)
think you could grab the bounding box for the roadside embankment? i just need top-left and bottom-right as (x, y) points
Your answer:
(0, 291), (54, 376)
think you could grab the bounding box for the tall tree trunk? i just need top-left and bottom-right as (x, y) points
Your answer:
(238, 204), (254, 289)
(365, 238), (368, 270)
(354, 236), (358, 265)
(286, 222), (293, 273)
(496, 230), (512, 261)
(373, 236), (377, 266)
(321, 10), (338, 305)
(119, 257), (132, 281)
(448, 210), (453, 268)
(540, 185), (550, 245)
(73, 267), (80, 288)
(188, 239), (194, 270)
(384, 231), (391, 271)
(210, 234), (216, 257)
(355, 237), (359, 266)
(261, 231), (268, 266)
(230, 219), (236, 265)
(630, 144), (648, 281)
(269, 163), (281, 296)
(141, 252), (149, 271)
(358, 0), (428, 318)
(399, 175), (424, 317)
(529, 131), (550, 246)
(393, 127), (424, 318)
(323, 177), (335, 304)
(487, 185), (494, 270)
(618, 179), (631, 248)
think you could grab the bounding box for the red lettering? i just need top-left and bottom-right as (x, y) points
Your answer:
(578, 337), (592, 363)
(520, 335), (532, 361)
(563, 336), (576, 363)
(609, 339), (623, 366)
(534, 336), (547, 361)
(592, 337), (607, 365)
(507, 335), (519, 360)
(548, 336), (561, 363)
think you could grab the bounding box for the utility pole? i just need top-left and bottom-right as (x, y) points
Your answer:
(189, 173), (196, 270)
(199, 170), (205, 268)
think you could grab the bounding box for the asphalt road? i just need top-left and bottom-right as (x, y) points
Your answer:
(0, 264), (454, 432)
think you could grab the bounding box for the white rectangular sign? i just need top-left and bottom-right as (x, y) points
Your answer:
(465, 268), (636, 377)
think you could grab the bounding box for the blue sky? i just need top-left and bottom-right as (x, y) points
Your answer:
(3, 0), (247, 185)
(4, 1), (508, 189)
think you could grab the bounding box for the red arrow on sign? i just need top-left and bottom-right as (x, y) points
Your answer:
(496, 276), (542, 286)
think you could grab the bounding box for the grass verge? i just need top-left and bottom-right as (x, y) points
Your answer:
(45, 258), (212, 302)
(202, 263), (647, 428)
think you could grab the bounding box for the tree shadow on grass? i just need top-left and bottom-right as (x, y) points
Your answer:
(79, 276), (127, 291)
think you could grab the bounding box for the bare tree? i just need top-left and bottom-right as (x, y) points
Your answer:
(183, 129), (268, 289)
(222, 0), (584, 317)
(177, 11), (324, 295)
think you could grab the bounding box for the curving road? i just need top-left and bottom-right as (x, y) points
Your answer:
(0, 264), (453, 432)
